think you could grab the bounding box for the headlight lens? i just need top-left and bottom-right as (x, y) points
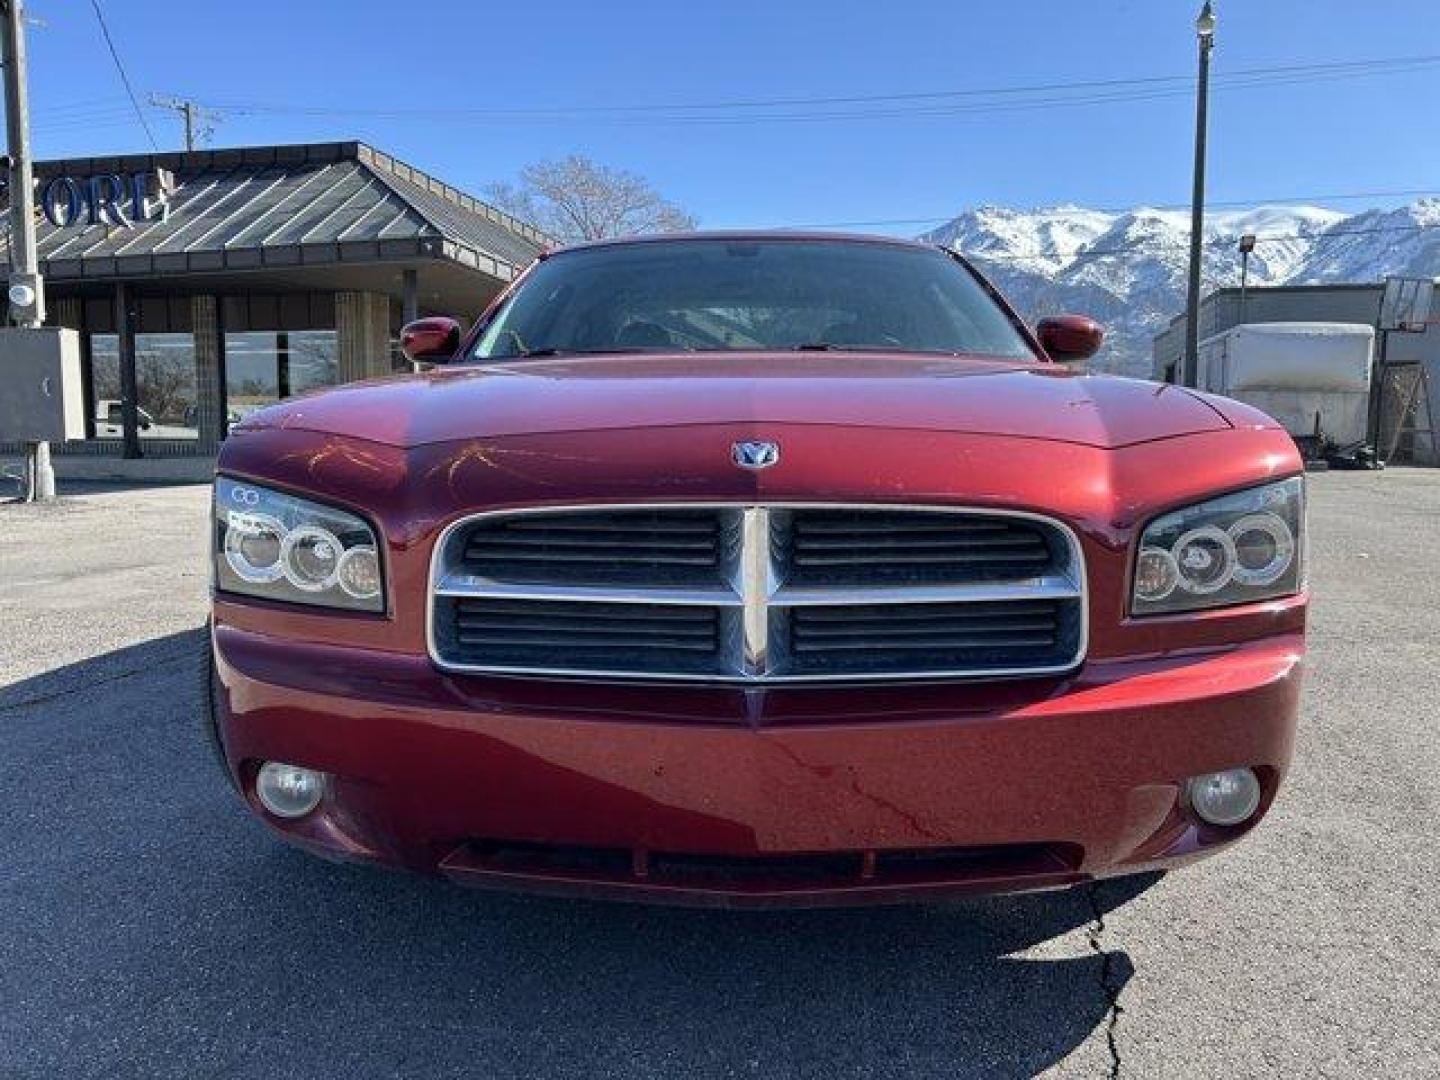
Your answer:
(1131, 477), (1304, 615)
(213, 477), (383, 612)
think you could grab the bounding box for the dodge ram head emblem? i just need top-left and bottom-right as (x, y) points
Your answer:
(732, 441), (780, 470)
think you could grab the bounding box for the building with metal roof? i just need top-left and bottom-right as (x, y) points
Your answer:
(1153, 283), (1438, 464)
(0, 141), (551, 476)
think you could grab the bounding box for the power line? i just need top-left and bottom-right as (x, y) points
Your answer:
(212, 55), (1420, 114)
(617, 60), (1440, 126)
(87, 0), (157, 150)
(31, 108), (148, 131)
(184, 53), (1440, 126)
(30, 95), (131, 115)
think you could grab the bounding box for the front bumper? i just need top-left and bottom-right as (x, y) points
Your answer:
(211, 624), (1302, 908)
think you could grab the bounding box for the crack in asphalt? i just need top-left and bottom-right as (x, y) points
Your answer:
(1086, 882), (1125, 1080)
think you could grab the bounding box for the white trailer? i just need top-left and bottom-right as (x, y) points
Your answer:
(1197, 322), (1375, 451)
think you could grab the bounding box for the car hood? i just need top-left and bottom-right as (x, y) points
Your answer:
(233, 352), (1234, 450)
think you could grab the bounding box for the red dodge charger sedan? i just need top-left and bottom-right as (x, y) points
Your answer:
(207, 233), (1305, 907)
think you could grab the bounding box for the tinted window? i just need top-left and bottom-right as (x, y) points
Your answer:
(471, 240), (1036, 361)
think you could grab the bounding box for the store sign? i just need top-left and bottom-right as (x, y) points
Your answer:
(0, 168), (174, 230)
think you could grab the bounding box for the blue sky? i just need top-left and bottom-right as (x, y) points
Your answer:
(23, 0), (1440, 233)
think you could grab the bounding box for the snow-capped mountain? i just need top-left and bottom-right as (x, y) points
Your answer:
(921, 199), (1440, 376)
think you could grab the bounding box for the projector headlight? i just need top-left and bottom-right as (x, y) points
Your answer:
(1132, 477), (1304, 615)
(213, 477), (383, 612)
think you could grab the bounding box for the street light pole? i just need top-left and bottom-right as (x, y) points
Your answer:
(2, 0), (55, 501)
(1238, 232), (1256, 323)
(1182, 1), (1216, 388)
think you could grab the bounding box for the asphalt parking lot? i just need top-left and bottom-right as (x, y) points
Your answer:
(1, 472), (1436, 1079)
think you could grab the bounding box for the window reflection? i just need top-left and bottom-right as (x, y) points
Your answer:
(90, 333), (199, 440)
(224, 332), (280, 421)
(287, 331), (340, 395)
(224, 330), (338, 423)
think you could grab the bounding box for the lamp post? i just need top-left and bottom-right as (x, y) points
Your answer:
(1182, 1), (1216, 388)
(1238, 232), (1256, 323)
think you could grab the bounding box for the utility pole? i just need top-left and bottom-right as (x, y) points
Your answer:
(151, 95), (218, 151)
(2, 0), (54, 501)
(1182, 1), (1217, 388)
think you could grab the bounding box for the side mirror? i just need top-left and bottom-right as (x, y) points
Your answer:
(1036, 315), (1104, 363)
(400, 317), (462, 363)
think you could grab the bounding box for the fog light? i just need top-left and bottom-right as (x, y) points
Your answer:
(1186, 767), (1262, 827)
(255, 761), (326, 819)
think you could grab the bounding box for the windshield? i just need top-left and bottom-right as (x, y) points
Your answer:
(470, 239), (1038, 361)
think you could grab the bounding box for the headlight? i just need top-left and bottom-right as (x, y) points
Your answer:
(213, 477), (384, 612)
(1131, 477), (1304, 615)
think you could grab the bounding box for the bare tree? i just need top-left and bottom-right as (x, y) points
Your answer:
(135, 347), (193, 424)
(486, 156), (697, 242)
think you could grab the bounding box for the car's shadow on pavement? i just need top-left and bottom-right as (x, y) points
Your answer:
(1, 629), (1160, 1080)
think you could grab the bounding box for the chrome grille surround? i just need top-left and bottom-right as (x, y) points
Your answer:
(428, 504), (1088, 684)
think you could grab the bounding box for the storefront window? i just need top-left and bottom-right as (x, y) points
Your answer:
(90, 333), (199, 440)
(224, 330), (338, 423)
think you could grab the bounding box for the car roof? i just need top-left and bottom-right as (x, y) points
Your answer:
(544, 230), (940, 258)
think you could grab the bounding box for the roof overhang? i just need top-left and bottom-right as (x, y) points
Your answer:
(0, 141), (550, 311)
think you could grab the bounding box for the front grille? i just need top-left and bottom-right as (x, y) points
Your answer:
(431, 504), (1085, 683)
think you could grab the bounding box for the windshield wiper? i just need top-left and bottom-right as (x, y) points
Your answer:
(506, 347), (650, 359)
(792, 343), (972, 356)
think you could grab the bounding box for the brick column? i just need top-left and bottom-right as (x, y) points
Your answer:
(191, 295), (224, 452)
(336, 291), (393, 383)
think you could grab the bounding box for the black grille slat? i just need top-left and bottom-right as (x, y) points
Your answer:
(796, 601), (1058, 622)
(466, 547), (719, 567)
(793, 635), (1057, 652)
(501, 518), (718, 534)
(793, 551), (1050, 566)
(456, 622), (716, 639)
(456, 635), (718, 651)
(456, 612), (712, 628)
(795, 520), (1013, 535)
(472, 538), (717, 552)
(796, 535), (1047, 551)
(795, 621), (1058, 639)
